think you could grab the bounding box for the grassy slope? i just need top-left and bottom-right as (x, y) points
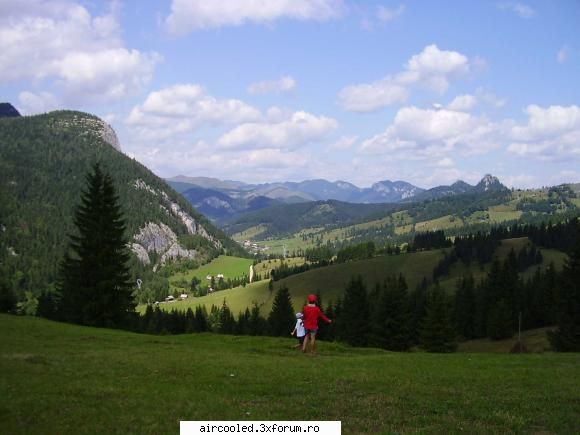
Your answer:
(457, 327), (554, 353)
(160, 238), (568, 315)
(159, 250), (444, 315)
(1, 315), (579, 434)
(169, 256), (254, 292)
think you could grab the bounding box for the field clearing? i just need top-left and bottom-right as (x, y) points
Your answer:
(395, 223), (414, 235)
(489, 204), (517, 213)
(231, 225), (268, 241)
(154, 250), (445, 315)
(572, 198), (580, 207)
(1, 315), (579, 434)
(252, 257), (307, 280)
(259, 236), (315, 256)
(415, 215), (464, 232)
(168, 256), (253, 292)
(488, 210), (522, 223)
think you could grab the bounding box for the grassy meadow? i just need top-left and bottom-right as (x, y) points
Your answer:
(1, 315), (579, 434)
(168, 255), (254, 292)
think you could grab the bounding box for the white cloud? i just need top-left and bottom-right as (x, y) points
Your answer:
(557, 46), (570, 64)
(0, 0), (160, 107)
(165, 0), (344, 34)
(329, 135), (358, 150)
(360, 106), (498, 157)
(126, 84), (262, 141)
(17, 91), (60, 115)
(338, 45), (474, 112)
(217, 111), (338, 150)
(130, 140), (312, 182)
(338, 77), (408, 112)
(508, 105), (580, 160)
(476, 88), (507, 108)
(377, 4), (405, 22)
(447, 94), (477, 112)
(248, 76), (296, 95)
(499, 2), (535, 19)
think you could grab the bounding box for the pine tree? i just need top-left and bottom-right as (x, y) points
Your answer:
(420, 284), (457, 352)
(337, 275), (369, 347)
(549, 221), (580, 351)
(268, 286), (295, 336)
(453, 275), (476, 339)
(58, 164), (135, 327)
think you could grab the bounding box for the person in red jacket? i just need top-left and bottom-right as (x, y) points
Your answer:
(302, 294), (331, 355)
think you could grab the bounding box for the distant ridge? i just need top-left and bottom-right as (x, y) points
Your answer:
(0, 103), (21, 118)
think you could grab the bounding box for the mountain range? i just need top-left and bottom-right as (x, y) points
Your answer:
(167, 174), (508, 224)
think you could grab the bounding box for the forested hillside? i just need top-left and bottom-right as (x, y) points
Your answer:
(0, 111), (245, 300)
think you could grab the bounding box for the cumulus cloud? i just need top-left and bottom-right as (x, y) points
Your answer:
(165, 0), (344, 34)
(217, 111), (338, 150)
(447, 94), (477, 111)
(126, 84), (262, 141)
(248, 76), (296, 95)
(18, 91), (60, 115)
(338, 45), (474, 112)
(329, 135), (358, 150)
(499, 2), (535, 19)
(508, 105), (580, 160)
(0, 0), (160, 107)
(130, 140), (312, 182)
(360, 106), (498, 157)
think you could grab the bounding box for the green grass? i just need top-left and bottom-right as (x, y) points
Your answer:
(1, 315), (579, 434)
(168, 255), (254, 292)
(155, 250), (445, 316)
(415, 215), (464, 232)
(457, 327), (554, 353)
(231, 225), (268, 241)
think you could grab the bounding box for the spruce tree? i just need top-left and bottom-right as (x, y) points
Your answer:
(549, 221), (580, 351)
(337, 275), (369, 347)
(268, 285), (295, 336)
(420, 284), (457, 352)
(58, 164), (135, 327)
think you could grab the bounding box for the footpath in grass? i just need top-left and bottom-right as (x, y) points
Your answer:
(1, 315), (579, 434)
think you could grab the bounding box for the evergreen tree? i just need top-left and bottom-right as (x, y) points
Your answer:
(408, 278), (429, 344)
(193, 306), (209, 332)
(58, 164), (135, 327)
(267, 286), (295, 336)
(370, 276), (411, 351)
(218, 300), (236, 334)
(487, 299), (514, 340)
(337, 275), (369, 347)
(453, 275), (476, 339)
(420, 284), (457, 352)
(0, 280), (17, 313)
(549, 221), (580, 351)
(248, 303), (268, 336)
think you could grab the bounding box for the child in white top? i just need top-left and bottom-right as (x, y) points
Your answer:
(291, 312), (306, 348)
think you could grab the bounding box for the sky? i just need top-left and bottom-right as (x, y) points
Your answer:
(1, 0), (580, 189)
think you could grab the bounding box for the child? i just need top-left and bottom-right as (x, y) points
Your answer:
(302, 294), (331, 355)
(290, 312), (306, 349)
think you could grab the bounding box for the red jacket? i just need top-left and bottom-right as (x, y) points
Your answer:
(302, 304), (331, 330)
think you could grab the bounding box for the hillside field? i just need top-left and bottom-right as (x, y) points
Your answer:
(155, 238), (567, 316)
(1, 315), (579, 434)
(168, 255), (254, 293)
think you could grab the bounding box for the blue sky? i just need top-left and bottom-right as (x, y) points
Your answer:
(1, 0), (579, 188)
